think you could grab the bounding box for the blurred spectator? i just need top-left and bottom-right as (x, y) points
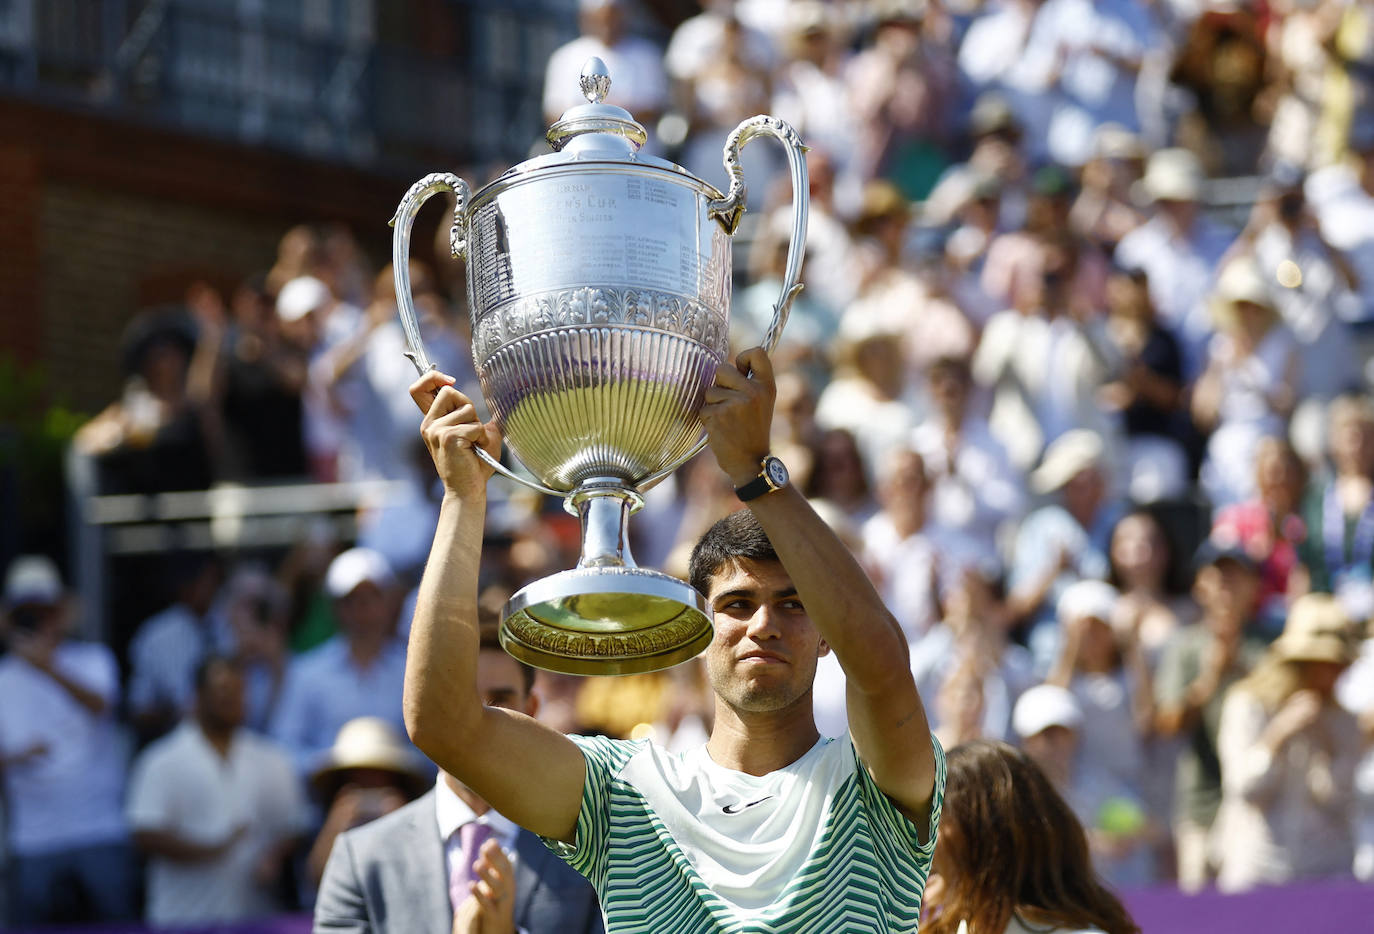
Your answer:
(1213, 435), (1310, 630)
(911, 569), (1035, 744)
(1090, 264), (1193, 502)
(73, 306), (219, 494)
(800, 428), (878, 526)
(315, 631), (603, 933)
(770, 3), (855, 175)
(1047, 582), (1153, 801)
(1300, 394), (1374, 602)
(127, 655), (307, 927)
(1153, 542), (1269, 892)
(1234, 169), (1361, 400)
(1007, 430), (1121, 645)
(278, 275), (352, 483)
(0, 556), (135, 925)
(1307, 113), (1374, 322)
(734, 226), (839, 390)
(1070, 125), (1148, 253)
(127, 552), (225, 743)
(1115, 147), (1236, 375)
(974, 241), (1112, 472)
(1013, 684), (1155, 889)
(1339, 611), (1374, 881)
(1263, 0), (1347, 170)
(216, 274), (308, 480)
(1213, 593), (1361, 891)
(1192, 257), (1301, 508)
(910, 354), (1026, 556)
(846, 0), (958, 197)
(221, 564), (292, 733)
(1111, 509), (1198, 669)
(923, 738), (1141, 934)
(271, 548), (408, 775)
(543, 0), (668, 130)
(305, 717), (430, 889)
(1017, 0), (1159, 168)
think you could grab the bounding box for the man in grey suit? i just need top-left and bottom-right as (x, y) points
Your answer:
(314, 629), (602, 934)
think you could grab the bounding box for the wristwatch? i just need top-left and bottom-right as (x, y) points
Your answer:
(735, 455), (790, 502)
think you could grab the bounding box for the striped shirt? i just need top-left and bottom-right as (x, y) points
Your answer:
(545, 732), (945, 933)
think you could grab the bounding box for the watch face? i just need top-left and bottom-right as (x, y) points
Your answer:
(765, 457), (789, 488)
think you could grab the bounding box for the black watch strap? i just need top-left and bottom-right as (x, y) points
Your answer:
(735, 456), (788, 502)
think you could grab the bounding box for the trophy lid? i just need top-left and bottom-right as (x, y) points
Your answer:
(546, 58), (648, 156)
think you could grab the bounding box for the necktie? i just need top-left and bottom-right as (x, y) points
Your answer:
(449, 821), (496, 912)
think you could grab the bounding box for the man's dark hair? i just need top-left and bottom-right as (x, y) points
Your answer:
(193, 653), (242, 695)
(477, 616), (536, 695)
(688, 510), (779, 598)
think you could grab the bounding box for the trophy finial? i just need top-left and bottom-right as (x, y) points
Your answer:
(580, 58), (611, 105)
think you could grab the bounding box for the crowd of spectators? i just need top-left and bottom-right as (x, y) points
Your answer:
(4, 0), (1374, 926)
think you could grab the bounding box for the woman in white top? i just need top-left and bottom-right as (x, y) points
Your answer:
(922, 740), (1139, 934)
(1213, 593), (1362, 891)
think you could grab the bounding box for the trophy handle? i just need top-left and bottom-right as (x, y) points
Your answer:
(390, 172), (566, 500)
(635, 116), (811, 493)
(708, 114), (809, 355)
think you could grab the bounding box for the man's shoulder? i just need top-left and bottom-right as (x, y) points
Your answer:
(133, 724), (200, 775)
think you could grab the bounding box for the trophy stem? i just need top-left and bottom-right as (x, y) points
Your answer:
(569, 479), (644, 570)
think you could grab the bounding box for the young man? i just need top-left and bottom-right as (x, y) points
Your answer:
(404, 348), (944, 932)
(313, 628), (602, 934)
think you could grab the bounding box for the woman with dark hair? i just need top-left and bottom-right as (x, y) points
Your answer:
(922, 740), (1140, 934)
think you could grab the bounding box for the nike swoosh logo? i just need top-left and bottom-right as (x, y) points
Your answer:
(721, 796), (773, 814)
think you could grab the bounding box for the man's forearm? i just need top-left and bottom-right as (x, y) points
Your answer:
(404, 492), (487, 750)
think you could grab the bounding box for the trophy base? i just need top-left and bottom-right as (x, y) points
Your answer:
(499, 567), (713, 675)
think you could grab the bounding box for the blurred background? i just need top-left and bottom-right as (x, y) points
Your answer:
(2, 0), (1374, 930)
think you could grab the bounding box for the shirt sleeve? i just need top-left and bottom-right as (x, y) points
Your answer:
(852, 733), (946, 860)
(540, 734), (644, 888)
(126, 749), (174, 832)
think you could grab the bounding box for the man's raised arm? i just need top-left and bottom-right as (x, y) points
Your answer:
(403, 372), (586, 842)
(700, 349), (937, 825)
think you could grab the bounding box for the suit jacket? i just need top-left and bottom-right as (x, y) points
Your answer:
(314, 790), (602, 934)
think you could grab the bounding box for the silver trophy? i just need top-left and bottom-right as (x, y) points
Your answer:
(391, 58), (808, 675)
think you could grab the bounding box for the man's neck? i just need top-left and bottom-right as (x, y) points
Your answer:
(706, 696), (821, 777)
(442, 773), (490, 817)
(348, 637), (387, 670)
(198, 721), (235, 758)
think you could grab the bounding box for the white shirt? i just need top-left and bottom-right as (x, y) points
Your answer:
(0, 643), (126, 855)
(269, 635), (409, 775)
(127, 723), (307, 926)
(434, 777), (521, 882)
(910, 415), (1025, 551)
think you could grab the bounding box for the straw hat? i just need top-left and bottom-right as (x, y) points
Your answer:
(1208, 258), (1279, 334)
(309, 717), (430, 799)
(1030, 430), (1105, 494)
(1271, 594), (1358, 665)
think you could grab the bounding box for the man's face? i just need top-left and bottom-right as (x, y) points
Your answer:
(703, 559), (828, 714)
(475, 648), (536, 717)
(337, 581), (395, 646)
(1195, 560), (1258, 629)
(198, 662), (246, 732)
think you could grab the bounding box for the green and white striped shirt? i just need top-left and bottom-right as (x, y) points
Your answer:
(545, 732), (946, 933)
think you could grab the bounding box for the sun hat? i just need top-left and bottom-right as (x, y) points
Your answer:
(324, 547), (396, 600)
(1013, 684), (1084, 739)
(1271, 593), (1358, 665)
(1208, 258), (1279, 334)
(309, 716), (430, 799)
(1030, 430), (1105, 494)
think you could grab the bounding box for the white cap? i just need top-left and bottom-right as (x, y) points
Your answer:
(3, 555), (63, 608)
(1138, 148), (1204, 203)
(1013, 684), (1084, 739)
(324, 547), (396, 599)
(1029, 430), (1104, 494)
(1057, 579), (1119, 625)
(276, 276), (331, 323)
